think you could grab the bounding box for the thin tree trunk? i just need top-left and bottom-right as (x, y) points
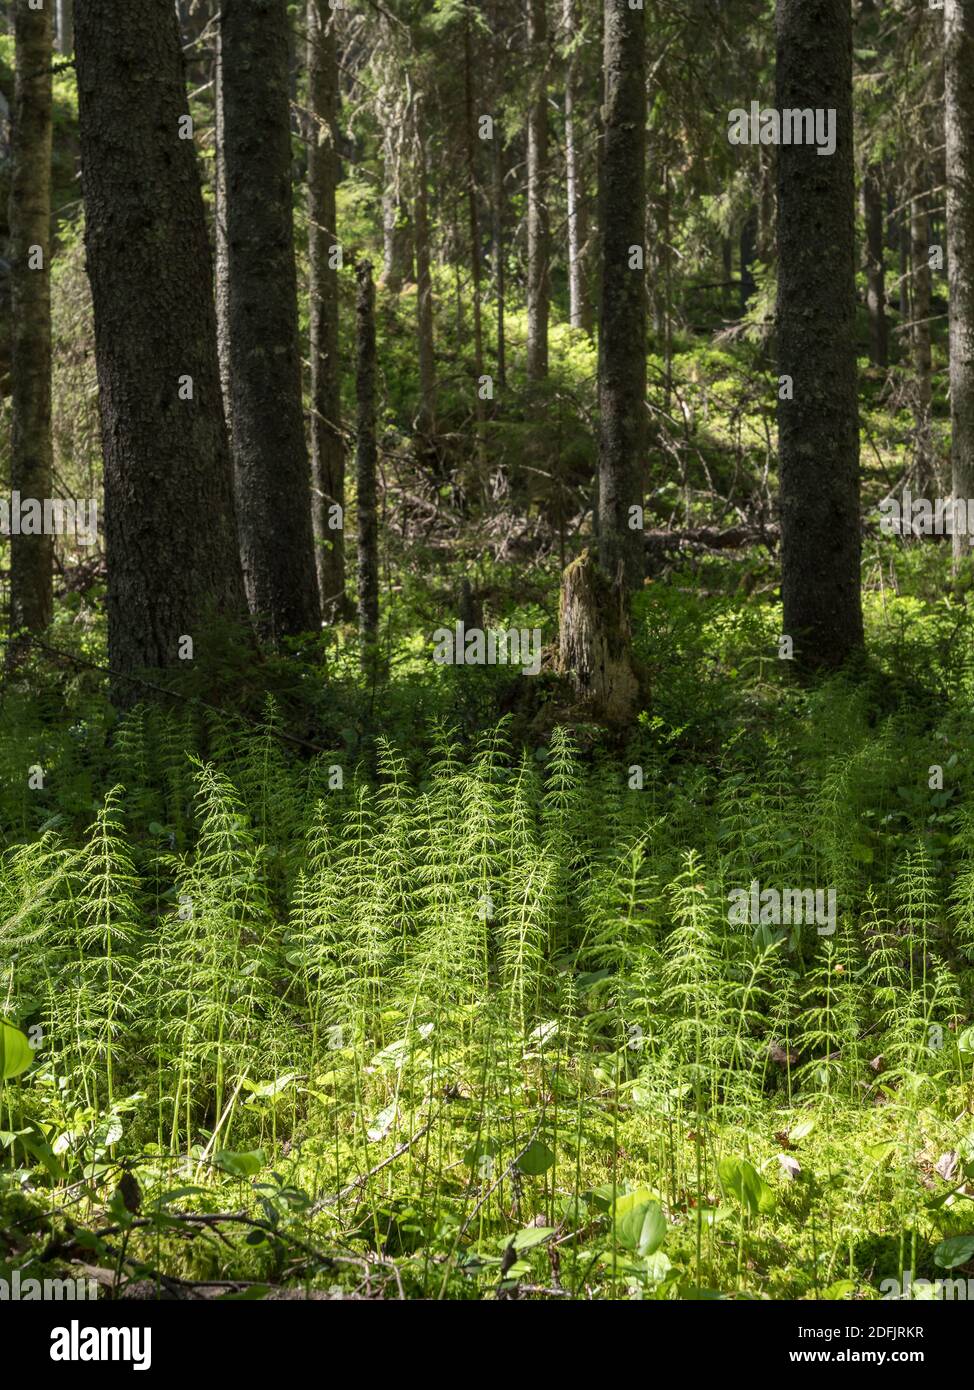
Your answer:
(56, 0), (73, 54)
(862, 166), (888, 367)
(463, 16), (486, 465)
(307, 0), (346, 617)
(380, 139), (411, 292)
(596, 0), (646, 592)
(740, 208), (757, 313)
(946, 0), (974, 568)
(214, 24), (230, 415)
(526, 0), (549, 379)
(218, 0), (321, 641)
(355, 260), (379, 663)
(563, 0), (588, 333)
(911, 176), (934, 490)
(74, 0), (248, 688)
(899, 192), (910, 319)
(776, 0), (863, 671)
(491, 125), (507, 388)
(490, 0), (507, 386)
(8, 0), (54, 641)
(413, 96), (436, 444)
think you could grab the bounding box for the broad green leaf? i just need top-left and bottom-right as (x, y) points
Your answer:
(517, 1140), (555, 1176)
(613, 1188), (667, 1255)
(214, 1148), (265, 1178)
(718, 1156), (775, 1216)
(0, 1020), (33, 1081)
(933, 1234), (974, 1269)
(511, 1226), (556, 1252)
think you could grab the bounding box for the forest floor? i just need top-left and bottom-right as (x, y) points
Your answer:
(4, 507), (974, 1300)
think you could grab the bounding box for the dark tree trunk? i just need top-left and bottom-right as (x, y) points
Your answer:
(776, 0), (863, 671)
(218, 0), (321, 641)
(946, 0), (974, 568)
(412, 96), (436, 444)
(911, 176), (934, 490)
(490, 0), (507, 387)
(8, 0), (54, 641)
(563, 0), (589, 333)
(491, 124), (507, 388)
(597, 0), (646, 592)
(463, 16), (487, 463)
(740, 208), (757, 313)
(307, 0), (346, 618)
(74, 0), (248, 686)
(526, 0), (549, 379)
(56, 0), (74, 54)
(355, 261), (379, 664)
(862, 166), (888, 367)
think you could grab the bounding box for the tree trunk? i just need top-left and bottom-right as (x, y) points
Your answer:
(380, 141), (411, 293)
(463, 16), (487, 465)
(491, 121), (507, 388)
(355, 261), (379, 664)
(412, 96), (436, 445)
(740, 208), (757, 313)
(8, 0), (54, 641)
(862, 166), (888, 367)
(307, 0), (346, 618)
(56, 0), (74, 54)
(490, 0), (507, 387)
(597, 0), (646, 593)
(558, 550), (640, 724)
(74, 0), (248, 687)
(946, 0), (974, 569)
(898, 194), (910, 318)
(526, 0), (549, 380)
(563, 0), (589, 333)
(776, 0), (863, 671)
(911, 176), (934, 490)
(218, 0), (321, 642)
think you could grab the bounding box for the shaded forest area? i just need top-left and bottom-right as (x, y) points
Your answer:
(3, 0), (974, 1318)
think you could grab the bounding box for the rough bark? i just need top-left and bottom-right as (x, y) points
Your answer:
(218, 0), (321, 641)
(8, 0), (54, 639)
(490, 0), (507, 387)
(558, 550), (639, 723)
(413, 96), (436, 445)
(463, 15), (487, 463)
(355, 261), (379, 659)
(862, 166), (888, 367)
(776, 0), (863, 671)
(911, 177), (934, 490)
(380, 141), (411, 293)
(597, 0), (646, 592)
(563, 0), (589, 333)
(526, 0), (549, 379)
(307, 0), (346, 616)
(740, 208), (757, 313)
(946, 0), (974, 568)
(74, 0), (248, 685)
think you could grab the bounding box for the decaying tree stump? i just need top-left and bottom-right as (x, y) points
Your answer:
(558, 549), (641, 724)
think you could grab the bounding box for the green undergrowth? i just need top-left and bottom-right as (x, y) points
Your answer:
(4, 607), (974, 1298)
